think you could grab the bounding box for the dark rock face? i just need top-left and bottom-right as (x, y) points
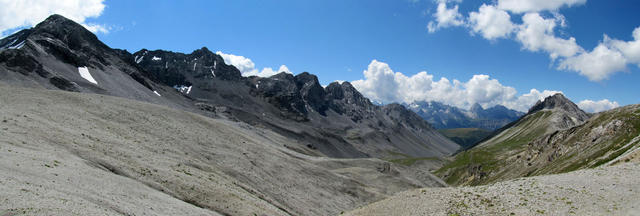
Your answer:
(135, 50), (460, 158)
(405, 101), (524, 130)
(132, 47), (241, 87)
(49, 76), (80, 92)
(0, 14), (190, 110)
(295, 72), (328, 115)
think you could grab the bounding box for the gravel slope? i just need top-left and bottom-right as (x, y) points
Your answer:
(0, 85), (447, 216)
(347, 162), (640, 216)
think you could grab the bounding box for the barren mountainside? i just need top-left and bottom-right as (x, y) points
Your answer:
(0, 14), (460, 161)
(0, 14), (461, 215)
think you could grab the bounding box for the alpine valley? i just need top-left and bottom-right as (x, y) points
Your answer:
(1, 15), (639, 216)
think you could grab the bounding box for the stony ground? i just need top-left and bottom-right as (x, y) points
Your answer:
(346, 162), (640, 216)
(0, 86), (445, 216)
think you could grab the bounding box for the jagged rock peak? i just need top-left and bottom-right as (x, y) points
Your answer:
(325, 81), (371, 106)
(294, 72), (327, 115)
(527, 93), (589, 125)
(32, 14), (104, 47)
(190, 46), (215, 57)
(471, 103), (484, 113)
(528, 93), (584, 114)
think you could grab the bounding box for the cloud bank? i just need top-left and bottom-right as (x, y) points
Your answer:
(216, 51), (292, 77)
(426, 0), (640, 82)
(578, 99), (620, 113)
(0, 0), (108, 36)
(351, 60), (562, 112)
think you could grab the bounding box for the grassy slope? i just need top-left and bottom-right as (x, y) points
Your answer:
(435, 111), (554, 186)
(436, 105), (640, 186)
(438, 128), (493, 149)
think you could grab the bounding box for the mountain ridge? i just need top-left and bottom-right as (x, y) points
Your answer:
(405, 100), (524, 130)
(0, 14), (459, 163)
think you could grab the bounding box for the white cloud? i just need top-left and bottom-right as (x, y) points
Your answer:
(609, 27), (640, 66)
(516, 13), (583, 60)
(427, 2), (465, 33)
(0, 0), (107, 34)
(559, 40), (627, 81)
(578, 99), (620, 113)
(216, 51), (292, 77)
(504, 89), (563, 112)
(424, 1), (640, 81)
(351, 60), (561, 111)
(497, 0), (587, 13)
(253, 65), (291, 77)
(81, 23), (109, 34)
(468, 4), (515, 40)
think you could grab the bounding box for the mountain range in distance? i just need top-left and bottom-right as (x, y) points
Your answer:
(405, 101), (524, 148)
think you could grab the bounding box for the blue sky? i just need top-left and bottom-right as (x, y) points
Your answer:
(1, 0), (638, 112)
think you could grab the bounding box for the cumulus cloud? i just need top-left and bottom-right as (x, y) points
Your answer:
(497, 0), (587, 13)
(0, 0), (108, 34)
(609, 27), (640, 66)
(516, 13), (583, 60)
(254, 65), (291, 77)
(427, 2), (465, 33)
(351, 60), (561, 111)
(559, 40), (628, 81)
(468, 4), (515, 40)
(426, 0), (640, 81)
(578, 99), (620, 113)
(216, 51), (292, 77)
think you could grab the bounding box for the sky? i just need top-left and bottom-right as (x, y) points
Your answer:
(1, 0), (638, 112)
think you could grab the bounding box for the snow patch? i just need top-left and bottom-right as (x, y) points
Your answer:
(8, 40), (25, 49)
(1, 38), (26, 50)
(165, 61), (168, 69)
(78, 66), (98, 85)
(134, 55), (144, 64)
(173, 85), (193, 94)
(211, 69), (216, 77)
(193, 63), (197, 71)
(152, 56), (162, 61)
(153, 91), (161, 96)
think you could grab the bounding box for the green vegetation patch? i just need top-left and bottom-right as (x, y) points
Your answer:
(438, 128), (492, 149)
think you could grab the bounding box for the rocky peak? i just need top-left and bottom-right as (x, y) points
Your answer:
(31, 14), (108, 51)
(471, 103), (484, 114)
(528, 93), (586, 116)
(527, 93), (589, 128)
(382, 103), (433, 130)
(294, 72), (328, 115)
(133, 47), (241, 83)
(337, 82), (372, 107)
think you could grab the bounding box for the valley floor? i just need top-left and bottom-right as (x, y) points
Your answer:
(346, 162), (640, 216)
